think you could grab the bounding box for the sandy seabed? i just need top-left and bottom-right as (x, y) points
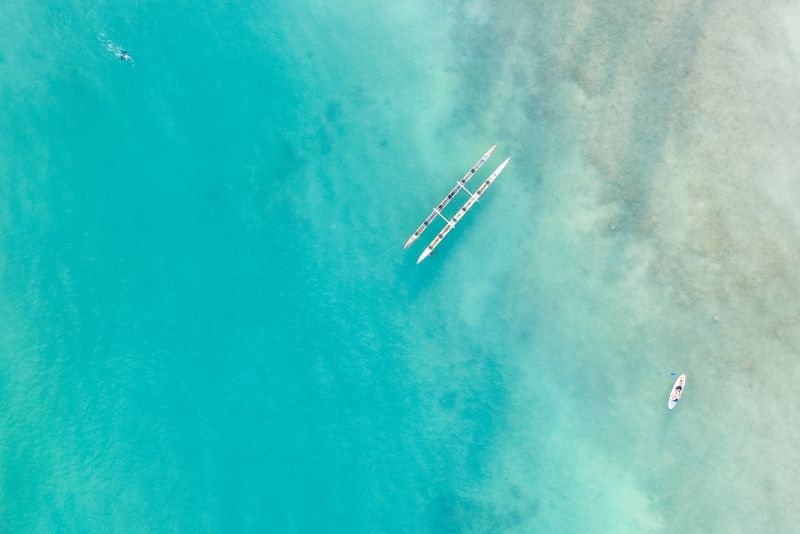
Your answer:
(430, 1), (800, 531)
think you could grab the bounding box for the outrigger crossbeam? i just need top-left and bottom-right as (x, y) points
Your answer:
(456, 181), (474, 197)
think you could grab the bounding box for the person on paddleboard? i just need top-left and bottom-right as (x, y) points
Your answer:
(671, 383), (683, 402)
(668, 374), (686, 409)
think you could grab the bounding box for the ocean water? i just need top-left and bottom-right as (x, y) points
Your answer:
(2, 0), (800, 532)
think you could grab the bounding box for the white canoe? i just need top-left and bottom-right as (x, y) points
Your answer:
(668, 374), (686, 410)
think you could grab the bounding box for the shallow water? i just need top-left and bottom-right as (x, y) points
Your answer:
(1, 1), (799, 532)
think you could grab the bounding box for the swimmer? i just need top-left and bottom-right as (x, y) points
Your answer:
(118, 49), (133, 62)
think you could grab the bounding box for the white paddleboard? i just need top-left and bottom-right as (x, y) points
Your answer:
(668, 374), (686, 409)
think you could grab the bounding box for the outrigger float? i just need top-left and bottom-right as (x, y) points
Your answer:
(404, 145), (510, 264)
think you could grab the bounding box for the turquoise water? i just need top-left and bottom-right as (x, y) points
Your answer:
(3, 1), (800, 532)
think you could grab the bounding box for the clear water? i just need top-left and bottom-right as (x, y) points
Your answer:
(2, 1), (800, 532)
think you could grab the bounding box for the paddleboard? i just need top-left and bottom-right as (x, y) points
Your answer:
(668, 374), (686, 409)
